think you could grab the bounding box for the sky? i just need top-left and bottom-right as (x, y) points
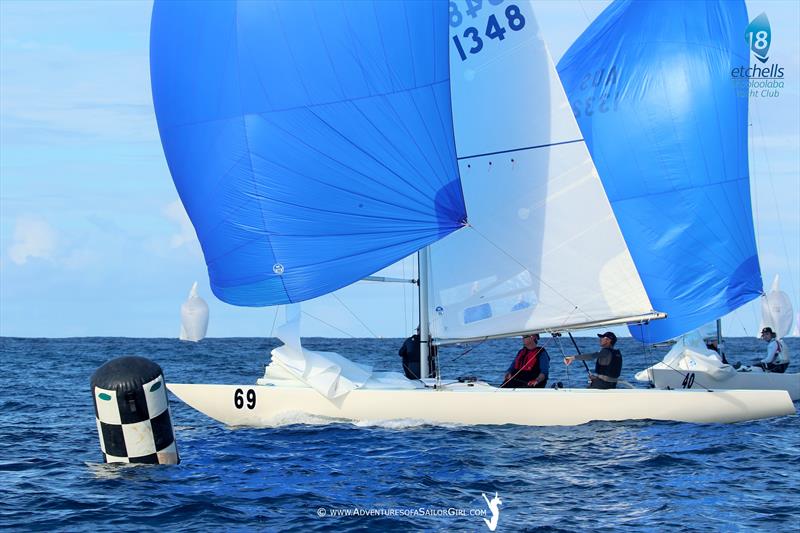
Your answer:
(1, 0), (798, 339)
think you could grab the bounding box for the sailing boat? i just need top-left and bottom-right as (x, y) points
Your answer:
(557, 0), (798, 401)
(179, 281), (209, 342)
(150, 0), (793, 426)
(635, 278), (798, 401)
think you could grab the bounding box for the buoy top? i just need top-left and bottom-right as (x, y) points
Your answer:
(90, 356), (164, 391)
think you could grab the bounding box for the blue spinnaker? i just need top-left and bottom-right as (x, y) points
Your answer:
(558, 0), (762, 343)
(150, 1), (465, 306)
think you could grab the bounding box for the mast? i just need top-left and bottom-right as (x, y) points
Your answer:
(716, 318), (722, 348)
(418, 246), (431, 379)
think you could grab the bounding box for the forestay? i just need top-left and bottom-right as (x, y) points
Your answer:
(558, 0), (762, 343)
(150, 0), (466, 307)
(428, 1), (657, 343)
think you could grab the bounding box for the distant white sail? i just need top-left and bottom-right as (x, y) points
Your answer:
(180, 281), (209, 342)
(759, 275), (794, 339)
(429, 1), (658, 343)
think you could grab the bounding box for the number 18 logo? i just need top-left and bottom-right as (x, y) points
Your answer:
(745, 12), (771, 64)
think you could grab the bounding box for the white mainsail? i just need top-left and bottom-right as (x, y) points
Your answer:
(429, 2), (659, 343)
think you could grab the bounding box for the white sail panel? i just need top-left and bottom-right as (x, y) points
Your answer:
(429, 1), (655, 341)
(759, 275), (794, 339)
(180, 282), (209, 342)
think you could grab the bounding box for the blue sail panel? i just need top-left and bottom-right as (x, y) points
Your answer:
(558, 0), (762, 343)
(150, 0), (465, 306)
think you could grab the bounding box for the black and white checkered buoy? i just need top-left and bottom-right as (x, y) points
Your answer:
(91, 356), (179, 465)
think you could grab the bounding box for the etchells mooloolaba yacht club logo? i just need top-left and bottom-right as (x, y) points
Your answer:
(732, 12), (784, 98)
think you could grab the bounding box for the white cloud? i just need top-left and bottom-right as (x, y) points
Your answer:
(61, 247), (101, 270)
(8, 215), (57, 264)
(163, 200), (200, 250)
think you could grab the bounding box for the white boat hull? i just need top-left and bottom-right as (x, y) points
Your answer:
(644, 368), (800, 401)
(167, 382), (795, 427)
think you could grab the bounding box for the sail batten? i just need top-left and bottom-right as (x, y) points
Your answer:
(457, 138), (585, 161)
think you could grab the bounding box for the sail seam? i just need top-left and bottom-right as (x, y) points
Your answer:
(233, 2), (290, 301)
(158, 82), (452, 133)
(457, 139), (584, 161)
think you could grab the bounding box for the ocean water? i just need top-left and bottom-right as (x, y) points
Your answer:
(1, 336), (798, 532)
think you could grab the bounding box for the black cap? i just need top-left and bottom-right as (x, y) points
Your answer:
(761, 327), (774, 335)
(597, 331), (617, 344)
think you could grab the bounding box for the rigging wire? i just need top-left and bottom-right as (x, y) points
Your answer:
(330, 292), (378, 338)
(300, 310), (356, 338)
(567, 331), (593, 381)
(402, 256), (408, 335)
(445, 338), (488, 365)
(751, 97), (798, 301)
(412, 252), (419, 330)
(733, 306), (752, 338)
(269, 306), (280, 338)
(466, 224), (596, 324)
(576, 0), (591, 22)
(552, 332), (571, 388)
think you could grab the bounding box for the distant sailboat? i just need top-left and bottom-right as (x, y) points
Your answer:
(150, 0), (793, 426)
(179, 282), (209, 342)
(760, 275), (794, 340)
(558, 0), (797, 400)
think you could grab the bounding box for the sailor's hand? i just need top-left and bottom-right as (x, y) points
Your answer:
(564, 356), (574, 365)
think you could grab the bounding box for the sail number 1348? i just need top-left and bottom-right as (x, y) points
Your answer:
(451, 2), (526, 61)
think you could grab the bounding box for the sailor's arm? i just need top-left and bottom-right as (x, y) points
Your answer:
(564, 350), (600, 365)
(762, 341), (779, 364)
(528, 351), (550, 386)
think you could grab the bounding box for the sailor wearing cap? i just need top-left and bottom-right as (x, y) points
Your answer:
(564, 332), (623, 389)
(757, 327), (789, 373)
